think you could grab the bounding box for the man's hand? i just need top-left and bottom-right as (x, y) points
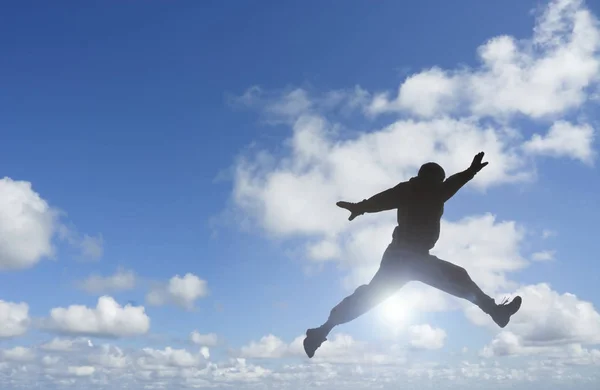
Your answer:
(469, 152), (489, 173)
(336, 201), (363, 221)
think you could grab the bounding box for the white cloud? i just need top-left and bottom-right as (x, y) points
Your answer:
(532, 250), (556, 261)
(523, 121), (595, 163)
(2, 346), (35, 362)
(46, 296), (150, 337)
(239, 333), (406, 365)
(67, 365), (95, 376)
(0, 176), (104, 269)
(368, 67), (459, 117)
(511, 283), (600, 345)
(0, 300), (29, 338)
(79, 234), (104, 260)
(41, 337), (76, 352)
(78, 267), (136, 294)
(234, 115), (529, 241)
(40, 337), (89, 352)
(481, 334), (600, 364)
(87, 344), (130, 369)
(239, 334), (289, 359)
(366, 0), (600, 120)
(478, 283), (600, 357)
(408, 324), (447, 350)
(200, 346), (210, 359)
(138, 346), (208, 369)
(0, 177), (59, 270)
(146, 273), (208, 310)
(306, 238), (342, 261)
(41, 355), (60, 366)
(299, 333), (405, 364)
(190, 331), (218, 346)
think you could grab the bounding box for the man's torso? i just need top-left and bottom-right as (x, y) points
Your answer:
(392, 180), (444, 252)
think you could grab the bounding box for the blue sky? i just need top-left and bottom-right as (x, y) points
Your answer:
(1, 0), (600, 389)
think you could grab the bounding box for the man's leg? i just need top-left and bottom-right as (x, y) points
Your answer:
(303, 249), (408, 358)
(411, 254), (521, 328)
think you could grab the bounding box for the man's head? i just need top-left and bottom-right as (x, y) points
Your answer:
(418, 162), (445, 183)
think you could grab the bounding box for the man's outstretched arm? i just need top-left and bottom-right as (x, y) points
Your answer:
(337, 182), (407, 221)
(441, 152), (488, 202)
(441, 168), (477, 202)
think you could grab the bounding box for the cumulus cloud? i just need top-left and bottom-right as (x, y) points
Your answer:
(368, 67), (459, 118)
(42, 355), (61, 366)
(46, 296), (150, 337)
(0, 300), (30, 338)
(146, 273), (209, 310)
(41, 337), (76, 352)
(239, 334), (289, 359)
(477, 283), (600, 356)
(0, 177), (59, 270)
(239, 333), (406, 365)
(407, 324), (447, 350)
(367, 0), (600, 121)
(0, 176), (104, 269)
(138, 346), (208, 369)
(299, 333), (406, 364)
(523, 121), (595, 163)
(77, 267), (136, 294)
(40, 337), (89, 352)
(87, 344), (130, 369)
(481, 333), (600, 364)
(2, 346), (35, 362)
(67, 365), (95, 376)
(190, 331), (218, 346)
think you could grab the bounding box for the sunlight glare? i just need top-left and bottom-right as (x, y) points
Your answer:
(377, 296), (413, 329)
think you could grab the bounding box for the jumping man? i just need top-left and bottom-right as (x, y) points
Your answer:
(303, 152), (522, 358)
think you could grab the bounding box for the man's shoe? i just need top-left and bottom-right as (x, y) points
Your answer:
(303, 327), (328, 358)
(490, 296), (522, 328)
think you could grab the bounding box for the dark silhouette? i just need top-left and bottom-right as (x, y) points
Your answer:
(303, 152), (522, 358)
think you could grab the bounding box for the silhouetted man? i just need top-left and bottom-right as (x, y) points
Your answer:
(303, 152), (522, 358)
